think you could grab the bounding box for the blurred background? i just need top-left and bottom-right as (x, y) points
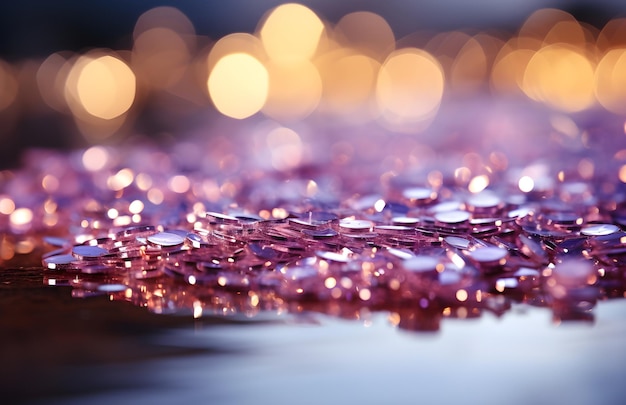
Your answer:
(1, 0), (626, 168)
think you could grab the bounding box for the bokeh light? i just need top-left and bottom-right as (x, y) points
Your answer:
(207, 53), (269, 119)
(259, 3), (325, 65)
(595, 48), (626, 115)
(3, 4), (626, 151)
(522, 44), (595, 112)
(318, 50), (380, 119)
(262, 60), (322, 121)
(36, 52), (74, 113)
(334, 11), (395, 61)
(376, 48), (444, 131)
(75, 55), (136, 120)
(132, 6), (196, 90)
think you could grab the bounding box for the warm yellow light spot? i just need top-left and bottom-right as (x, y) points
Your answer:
(207, 33), (264, 71)
(193, 301), (203, 318)
(272, 207), (288, 219)
(37, 52), (74, 112)
(136, 173), (152, 191)
(544, 20), (589, 47)
(454, 167), (472, 184)
(107, 168), (134, 191)
(10, 208), (33, 226)
(522, 44), (595, 112)
(113, 215), (132, 227)
(262, 60), (322, 121)
(186, 213), (196, 223)
(595, 48), (626, 115)
(619, 165), (626, 183)
(107, 208), (119, 219)
(388, 312), (401, 326)
(1, 241), (15, 261)
(475, 290), (482, 302)
(147, 188), (164, 205)
(128, 200), (144, 214)
(455, 289), (468, 302)
(491, 48), (535, 94)
(340, 277), (353, 289)
(267, 127), (303, 171)
(450, 37), (487, 94)
(0, 197), (15, 215)
(597, 18), (626, 51)
(132, 8), (194, 90)
(335, 11), (395, 61)
(376, 48), (444, 130)
(75, 55), (136, 119)
(324, 277), (337, 289)
(134, 6), (195, 39)
(168, 175), (190, 194)
(468, 175), (489, 193)
(42, 175), (59, 193)
(319, 52), (379, 117)
(82, 146), (109, 171)
(208, 53), (268, 119)
(260, 3), (325, 65)
(518, 176), (535, 192)
(359, 288), (372, 301)
(519, 8), (578, 41)
(318, 260), (329, 273)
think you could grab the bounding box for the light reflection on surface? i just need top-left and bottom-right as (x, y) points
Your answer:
(24, 301), (626, 405)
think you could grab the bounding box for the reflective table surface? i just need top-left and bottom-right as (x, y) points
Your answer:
(3, 266), (626, 405)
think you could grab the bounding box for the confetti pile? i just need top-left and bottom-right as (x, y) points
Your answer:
(1, 105), (626, 331)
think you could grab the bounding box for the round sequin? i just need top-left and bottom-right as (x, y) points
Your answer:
(72, 245), (108, 259)
(147, 232), (185, 247)
(581, 224), (619, 236)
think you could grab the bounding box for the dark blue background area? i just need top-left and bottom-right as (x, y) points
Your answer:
(0, 0), (623, 60)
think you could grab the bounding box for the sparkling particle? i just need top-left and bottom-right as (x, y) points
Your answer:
(468, 175), (489, 193)
(4, 84), (625, 331)
(10, 208), (33, 226)
(518, 176), (535, 192)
